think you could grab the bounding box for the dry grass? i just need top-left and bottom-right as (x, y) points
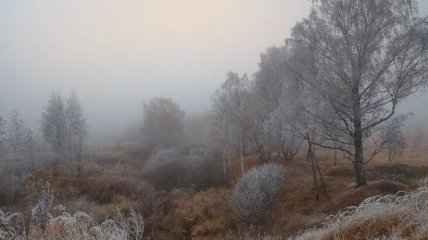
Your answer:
(3, 136), (428, 239)
(165, 188), (231, 239)
(293, 186), (428, 240)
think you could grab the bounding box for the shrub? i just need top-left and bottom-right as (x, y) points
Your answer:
(31, 182), (54, 231)
(6, 181), (145, 240)
(0, 157), (33, 204)
(183, 146), (224, 190)
(143, 146), (223, 190)
(0, 209), (26, 239)
(143, 148), (184, 190)
(81, 174), (142, 203)
(229, 163), (286, 224)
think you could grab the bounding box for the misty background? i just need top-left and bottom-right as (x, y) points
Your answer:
(1, 0), (427, 145)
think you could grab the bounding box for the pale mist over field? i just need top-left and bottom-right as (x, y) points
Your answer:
(1, 0), (428, 145)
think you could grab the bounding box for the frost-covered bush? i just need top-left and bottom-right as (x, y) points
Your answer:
(229, 163), (286, 224)
(293, 187), (428, 240)
(31, 182), (54, 231)
(44, 208), (144, 240)
(111, 208), (145, 240)
(143, 148), (184, 189)
(183, 146), (224, 189)
(36, 207), (144, 240)
(2, 182), (145, 240)
(0, 209), (26, 239)
(143, 146), (223, 190)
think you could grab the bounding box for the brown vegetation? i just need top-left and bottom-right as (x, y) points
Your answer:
(2, 142), (428, 239)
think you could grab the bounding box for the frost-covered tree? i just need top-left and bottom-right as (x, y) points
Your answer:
(249, 45), (309, 162)
(0, 209), (25, 239)
(142, 97), (184, 148)
(0, 114), (37, 201)
(41, 91), (88, 168)
(381, 116), (408, 164)
(289, 0), (428, 187)
(244, 47), (290, 161)
(211, 72), (252, 174)
(41, 92), (67, 161)
(263, 77), (304, 161)
(208, 122), (235, 183)
(31, 182), (54, 231)
(412, 125), (425, 152)
(7, 110), (25, 158)
(253, 46), (289, 115)
(23, 129), (41, 168)
(229, 163), (286, 224)
(65, 92), (88, 179)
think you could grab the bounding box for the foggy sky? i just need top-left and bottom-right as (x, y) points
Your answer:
(0, 0), (427, 144)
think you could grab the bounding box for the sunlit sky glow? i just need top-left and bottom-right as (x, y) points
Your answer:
(0, 0), (427, 143)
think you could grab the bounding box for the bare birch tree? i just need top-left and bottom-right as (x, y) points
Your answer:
(252, 46), (291, 161)
(142, 97), (184, 149)
(65, 92), (88, 179)
(7, 110), (25, 159)
(381, 115), (408, 164)
(211, 72), (251, 175)
(41, 91), (88, 171)
(289, 0), (428, 187)
(41, 92), (67, 161)
(23, 129), (42, 168)
(263, 78), (304, 161)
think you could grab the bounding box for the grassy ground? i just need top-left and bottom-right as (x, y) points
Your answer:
(2, 141), (428, 239)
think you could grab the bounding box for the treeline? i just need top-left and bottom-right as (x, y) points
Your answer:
(209, 0), (428, 188)
(132, 0), (428, 228)
(0, 91), (88, 204)
(126, 0), (428, 220)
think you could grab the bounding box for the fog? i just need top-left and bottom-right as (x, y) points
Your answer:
(0, 0), (427, 145)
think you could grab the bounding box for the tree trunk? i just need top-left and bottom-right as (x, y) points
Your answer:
(353, 85), (367, 188)
(388, 148), (392, 164)
(77, 164), (82, 183)
(282, 142), (292, 161)
(307, 137), (329, 200)
(76, 150), (82, 182)
(223, 158), (228, 184)
(353, 115), (367, 187)
(258, 145), (267, 163)
(314, 153), (329, 199)
(282, 145), (289, 161)
(30, 150), (35, 169)
(239, 137), (244, 175)
(308, 143), (319, 201)
(228, 153), (232, 171)
(354, 147), (366, 187)
(333, 148), (337, 166)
